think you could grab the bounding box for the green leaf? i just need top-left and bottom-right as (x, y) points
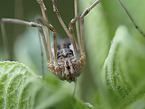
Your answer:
(102, 26), (145, 108)
(0, 61), (94, 109)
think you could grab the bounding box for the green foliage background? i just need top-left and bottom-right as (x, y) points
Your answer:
(0, 0), (145, 109)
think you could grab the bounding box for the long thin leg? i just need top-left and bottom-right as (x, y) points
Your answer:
(1, 18), (49, 64)
(72, 78), (77, 97)
(37, 18), (60, 71)
(74, 0), (82, 55)
(52, 0), (71, 39)
(1, 22), (9, 59)
(119, 0), (145, 37)
(52, 0), (78, 59)
(69, 16), (79, 59)
(37, 0), (53, 63)
(69, 15), (85, 59)
(80, 0), (102, 57)
(37, 25), (44, 78)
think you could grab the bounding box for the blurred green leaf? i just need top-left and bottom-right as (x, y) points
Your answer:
(102, 26), (145, 108)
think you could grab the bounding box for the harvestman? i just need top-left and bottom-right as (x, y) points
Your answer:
(1, 0), (102, 82)
(1, 0), (145, 95)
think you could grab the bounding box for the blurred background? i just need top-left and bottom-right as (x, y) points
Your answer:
(0, 0), (145, 107)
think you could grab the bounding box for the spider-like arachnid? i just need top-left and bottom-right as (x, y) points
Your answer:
(1, 0), (144, 83)
(1, 0), (102, 82)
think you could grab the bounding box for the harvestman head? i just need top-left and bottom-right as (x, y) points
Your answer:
(1, 0), (145, 95)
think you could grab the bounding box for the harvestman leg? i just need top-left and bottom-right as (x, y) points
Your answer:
(69, 16), (79, 60)
(119, 0), (145, 37)
(37, 0), (53, 64)
(80, 0), (102, 59)
(1, 18), (49, 67)
(1, 21), (9, 59)
(74, 0), (81, 53)
(37, 18), (60, 71)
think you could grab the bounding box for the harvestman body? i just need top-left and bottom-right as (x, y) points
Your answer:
(1, 0), (145, 83)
